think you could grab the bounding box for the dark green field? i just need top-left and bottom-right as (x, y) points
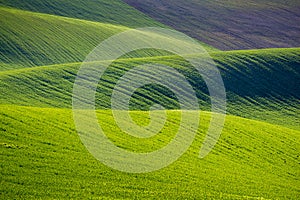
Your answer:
(124, 0), (300, 50)
(0, 0), (299, 199)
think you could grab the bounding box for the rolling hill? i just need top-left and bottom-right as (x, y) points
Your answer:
(1, 48), (299, 129)
(123, 0), (300, 50)
(1, 105), (299, 199)
(0, 0), (299, 199)
(0, 5), (217, 69)
(0, 6), (128, 68)
(0, 0), (163, 28)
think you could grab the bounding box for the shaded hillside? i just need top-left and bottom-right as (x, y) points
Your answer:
(123, 0), (300, 50)
(1, 48), (299, 129)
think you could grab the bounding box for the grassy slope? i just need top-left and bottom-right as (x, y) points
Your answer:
(123, 0), (300, 50)
(1, 48), (299, 129)
(0, 7), (127, 68)
(0, 6), (217, 69)
(0, 0), (163, 28)
(1, 105), (299, 199)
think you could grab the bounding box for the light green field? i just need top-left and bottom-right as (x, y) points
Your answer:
(1, 105), (299, 199)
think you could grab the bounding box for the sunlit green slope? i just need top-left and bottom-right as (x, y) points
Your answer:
(0, 7), (128, 68)
(1, 105), (299, 199)
(0, 6), (217, 69)
(0, 0), (163, 28)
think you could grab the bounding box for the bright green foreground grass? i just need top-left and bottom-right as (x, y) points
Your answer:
(0, 105), (299, 199)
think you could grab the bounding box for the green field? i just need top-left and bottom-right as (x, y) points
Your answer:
(1, 48), (299, 129)
(1, 105), (299, 199)
(1, 0), (299, 199)
(0, 6), (216, 68)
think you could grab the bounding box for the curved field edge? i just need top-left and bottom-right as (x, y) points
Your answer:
(0, 48), (299, 130)
(0, 5), (217, 69)
(0, 6), (128, 68)
(0, 0), (164, 28)
(0, 105), (299, 199)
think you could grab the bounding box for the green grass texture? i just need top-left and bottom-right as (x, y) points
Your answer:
(1, 48), (299, 129)
(0, 6), (217, 68)
(0, 105), (299, 199)
(0, 0), (163, 28)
